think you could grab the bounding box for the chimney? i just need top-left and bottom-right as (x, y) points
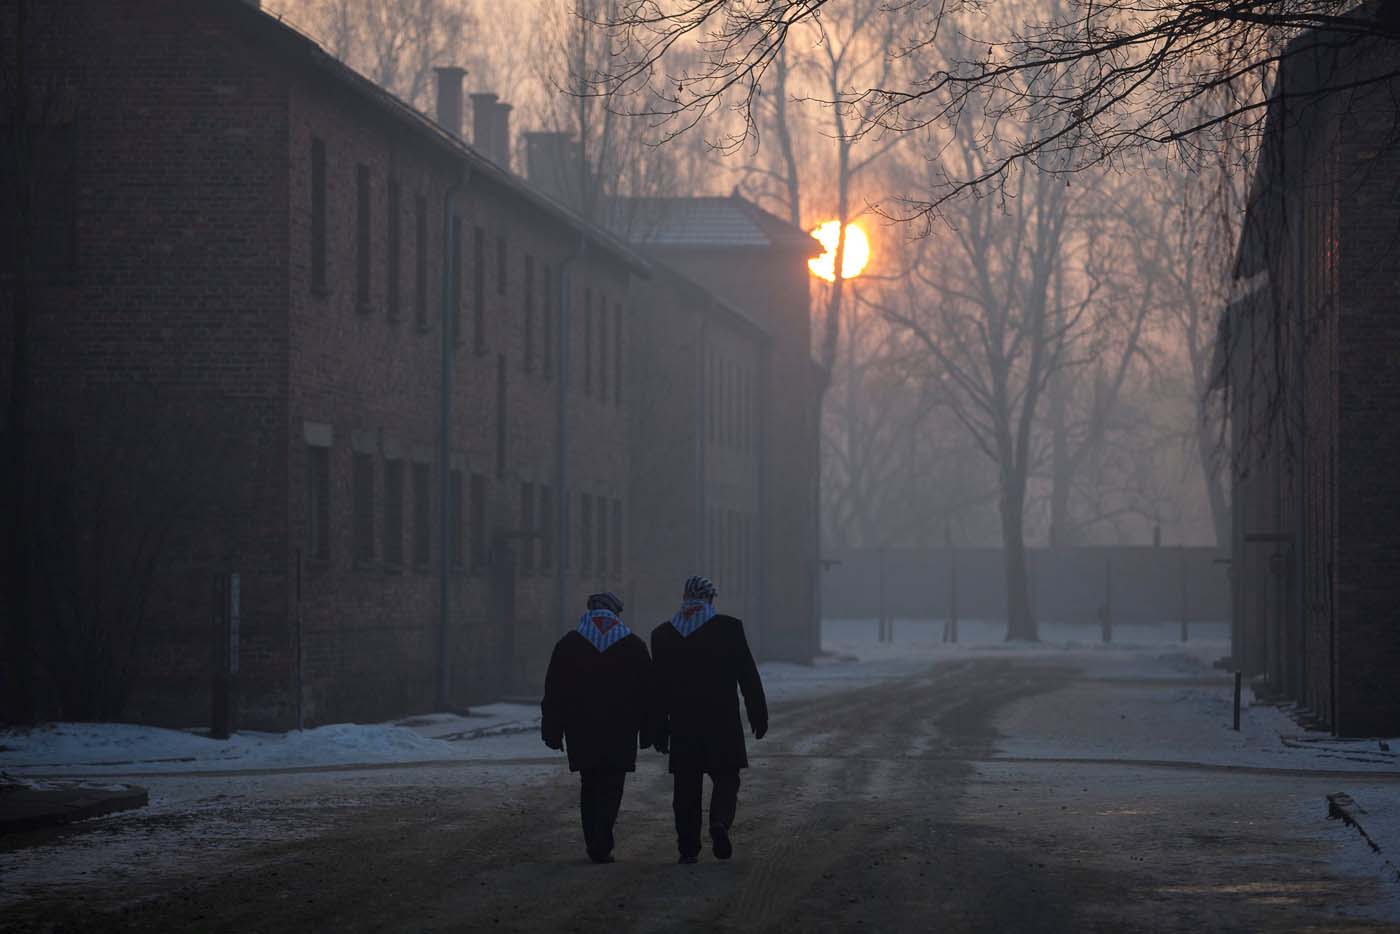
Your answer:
(471, 93), (499, 161)
(525, 131), (575, 205)
(493, 102), (513, 172)
(434, 66), (466, 138)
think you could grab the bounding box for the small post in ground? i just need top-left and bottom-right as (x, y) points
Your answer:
(1233, 670), (1242, 731)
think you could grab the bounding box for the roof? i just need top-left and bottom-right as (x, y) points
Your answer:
(225, 1), (650, 279)
(1233, 2), (1393, 280)
(649, 262), (771, 340)
(605, 194), (820, 254)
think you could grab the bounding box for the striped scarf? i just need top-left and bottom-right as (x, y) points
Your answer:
(577, 609), (631, 653)
(670, 600), (716, 638)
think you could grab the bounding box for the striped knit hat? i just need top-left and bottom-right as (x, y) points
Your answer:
(587, 592), (624, 614)
(682, 576), (717, 602)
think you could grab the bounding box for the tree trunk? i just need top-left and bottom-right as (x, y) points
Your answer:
(1001, 482), (1038, 641)
(5, 0), (35, 724)
(1047, 371), (1072, 548)
(1197, 418), (1231, 549)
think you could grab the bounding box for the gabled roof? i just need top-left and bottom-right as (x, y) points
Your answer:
(605, 194), (820, 254)
(224, 1), (650, 278)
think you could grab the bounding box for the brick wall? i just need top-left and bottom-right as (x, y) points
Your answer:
(643, 247), (820, 661)
(626, 271), (766, 638)
(6, 0), (293, 727)
(284, 69), (633, 719)
(1333, 54), (1400, 736)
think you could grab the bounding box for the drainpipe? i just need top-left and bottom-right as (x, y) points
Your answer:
(438, 172), (466, 710)
(557, 233), (587, 631)
(1292, 188), (1307, 710)
(697, 310), (709, 571)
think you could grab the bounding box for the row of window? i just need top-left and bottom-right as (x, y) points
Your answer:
(305, 439), (622, 581)
(708, 350), (756, 452)
(308, 136), (620, 406)
(708, 508), (755, 606)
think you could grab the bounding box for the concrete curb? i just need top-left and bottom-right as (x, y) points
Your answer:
(0, 782), (149, 835)
(1327, 791), (1400, 884)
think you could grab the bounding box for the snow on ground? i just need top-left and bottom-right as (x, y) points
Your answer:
(4, 618), (1395, 780)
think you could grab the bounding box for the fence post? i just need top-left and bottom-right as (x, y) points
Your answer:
(211, 572), (230, 739)
(877, 546), (889, 643)
(296, 549), (305, 731)
(1101, 558), (1113, 643)
(947, 529), (959, 644)
(1180, 545), (1190, 643)
(1233, 670), (1242, 731)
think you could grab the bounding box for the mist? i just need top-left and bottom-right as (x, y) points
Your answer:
(2, 1), (1399, 931)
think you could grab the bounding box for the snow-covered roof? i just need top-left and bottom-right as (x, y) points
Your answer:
(606, 194), (819, 253)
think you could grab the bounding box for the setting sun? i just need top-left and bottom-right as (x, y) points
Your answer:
(808, 221), (871, 282)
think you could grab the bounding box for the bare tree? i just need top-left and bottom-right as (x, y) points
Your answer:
(588, 0), (1400, 212)
(1040, 184), (1157, 547)
(267, 0), (473, 113)
(726, 0), (911, 393)
(876, 133), (1080, 639)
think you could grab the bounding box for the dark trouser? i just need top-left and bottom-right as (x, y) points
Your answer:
(672, 769), (740, 857)
(579, 769), (627, 859)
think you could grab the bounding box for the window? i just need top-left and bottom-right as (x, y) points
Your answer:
(707, 353), (717, 443)
(412, 462), (431, 569)
(0, 124), (76, 280)
(597, 497), (608, 578)
(708, 509), (718, 576)
(520, 481), (536, 574)
(473, 226), (486, 353)
(580, 493), (593, 575)
(353, 452), (374, 563)
(496, 354), (508, 479)
(739, 368), (748, 451)
(496, 234), (508, 296)
(384, 458), (404, 567)
(310, 137), (327, 292)
(542, 264), (554, 378)
(539, 484), (554, 571)
(414, 194), (428, 329)
(451, 215), (463, 344)
(307, 445), (330, 561)
(562, 490), (571, 570)
(599, 299), (608, 403)
(725, 360), (735, 447)
(470, 472), (487, 573)
(450, 469), (465, 571)
(523, 254), (535, 373)
(614, 302), (623, 407)
(584, 289), (593, 395)
(355, 164), (371, 309)
(611, 498), (622, 579)
(387, 179), (401, 321)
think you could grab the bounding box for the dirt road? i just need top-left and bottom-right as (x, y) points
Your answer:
(4, 658), (1394, 932)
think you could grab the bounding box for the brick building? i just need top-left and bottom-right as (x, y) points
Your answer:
(605, 197), (823, 661)
(2, 0), (649, 727)
(2, 0), (825, 728)
(1221, 9), (1400, 735)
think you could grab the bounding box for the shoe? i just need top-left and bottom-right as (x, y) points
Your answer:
(678, 854), (699, 864)
(589, 852), (615, 864)
(710, 825), (733, 860)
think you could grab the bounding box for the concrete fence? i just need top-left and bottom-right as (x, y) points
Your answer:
(821, 546), (1230, 625)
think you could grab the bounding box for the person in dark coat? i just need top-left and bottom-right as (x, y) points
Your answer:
(541, 592), (652, 864)
(650, 575), (768, 863)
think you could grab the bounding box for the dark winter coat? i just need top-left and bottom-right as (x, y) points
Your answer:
(650, 614), (768, 773)
(541, 631), (653, 772)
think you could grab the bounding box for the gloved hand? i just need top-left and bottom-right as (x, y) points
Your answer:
(654, 734), (670, 755)
(543, 733), (563, 751)
(751, 720), (768, 741)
